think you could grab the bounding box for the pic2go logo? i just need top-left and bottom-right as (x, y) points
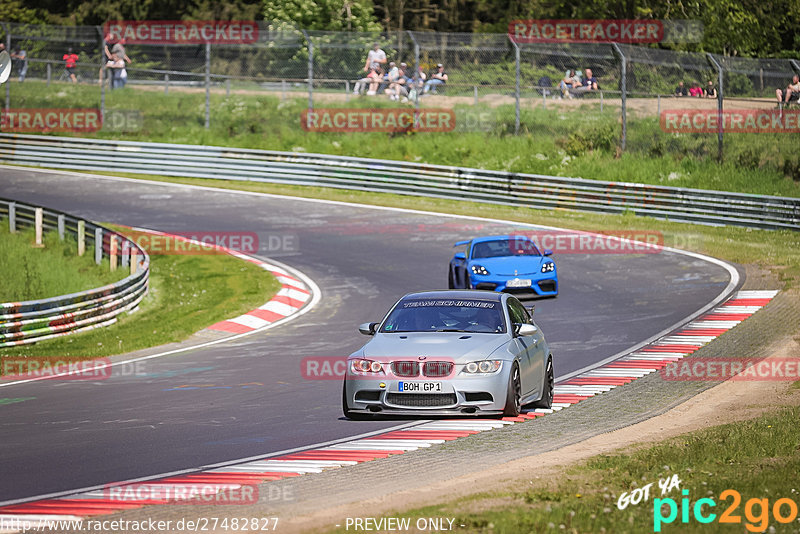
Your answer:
(654, 489), (799, 532)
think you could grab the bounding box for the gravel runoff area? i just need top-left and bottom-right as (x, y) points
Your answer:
(55, 265), (798, 534)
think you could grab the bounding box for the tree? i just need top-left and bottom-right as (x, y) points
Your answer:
(263, 0), (381, 31)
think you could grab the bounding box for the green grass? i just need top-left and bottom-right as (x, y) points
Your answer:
(342, 406), (800, 534)
(0, 232), (281, 361)
(0, 224), (127, 302)
(5, 80), (800, 197)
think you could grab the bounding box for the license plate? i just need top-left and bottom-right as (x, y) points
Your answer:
(506, 278), (532, 288)
(398, 381), (442, 392)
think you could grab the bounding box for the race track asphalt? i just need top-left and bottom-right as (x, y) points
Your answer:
(0, 167), (737, 502)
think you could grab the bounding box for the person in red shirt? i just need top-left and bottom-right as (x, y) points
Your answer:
(63, 47), (78, 83)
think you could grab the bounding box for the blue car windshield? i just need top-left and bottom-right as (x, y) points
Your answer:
(381, 299), (506, 334)
(471, 238), (540, 259)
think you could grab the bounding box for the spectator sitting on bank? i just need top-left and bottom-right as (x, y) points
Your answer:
(62, 47), (79, 83)
(423, 63), (447, 94)
(381, 61), (399, 95)
(570, 68), (599, 96)
(364, 42), (386, 73)
(776, 74), (800, 104)
(10, 48), (28, 82)
(387, 62), (410, 101)
(353, 67), (381, 95)
(559, 69), (581, 99)
(688, 81), (703, 97)
(675, 81), (688, 97)
(408, 67), (426, 100)
(704, 80), (717, 99)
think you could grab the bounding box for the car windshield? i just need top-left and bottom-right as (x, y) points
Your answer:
(471, 238), (540, 259)
(381, 299), (506, 334)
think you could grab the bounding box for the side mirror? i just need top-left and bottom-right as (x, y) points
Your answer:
(543, 249), (553, 257)
(454, 252), (466, 260)
(515, 323), (538, 337)
(358, 322), (379, 336)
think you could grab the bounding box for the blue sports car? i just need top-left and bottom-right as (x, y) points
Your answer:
(448, 235), (558, 298)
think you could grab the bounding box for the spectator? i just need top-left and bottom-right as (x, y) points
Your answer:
(570, 68), (599, 96)
(674, 81), (688, 97)
(408, 67), (426, 101)
(364, 42), (386, 73)
(558, 69), (581, 99)
(688, 81), (703, 97)
(63, 47), (79, 83)
(776, 74), (800, 104)
(423, 63), (448, 94)
(10, 48), (28, 82)
(704, 80), (717, 99)
(384, 61), (400, 99)
(354, 66), (382, 95)
(387, 62), (410, 101)
(108, 39), (131, 89)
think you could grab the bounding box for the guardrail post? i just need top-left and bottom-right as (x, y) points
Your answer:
(57, 214), (65, 240)
(121, 239), (129, 268)
(204, 43), (211, 129)
(707, 53), (724, 162)
(611, 43), (627, 151)
(109, 235), (118, 271)
(77, 220), (85, 256)
(8, 202), (16, 233)
(94, 227), (103, 265)
(130, 249), (138, 275)
(34, 207), (43, 247)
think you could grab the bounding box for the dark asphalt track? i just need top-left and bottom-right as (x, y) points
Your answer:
(0, 167), (737, 502)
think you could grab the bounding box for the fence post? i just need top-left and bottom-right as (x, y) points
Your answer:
(95, 227), (103, 265)
(226, 78), (230, 97)
(121, 239), (129, 268)
(8, 202), (15, 233)
(77, 220), (85, 256)
(707, 53), (724, 162)
(165, 74), (169, 94)
(34, 207), (43, 247)
(109, 235), (118, 271)
(4, 24), (10, 111)
(130, 249), (138, 275)
(97, 26), (105, 124)
(47, 63), (51, 86)
(281, 79), (286, 101)
(302, 30), (313, 111)
(509, 36), (520, 135)
(611, 43), (627, 151)
(204, 42), (211, 129)
(407, 31), (420, 111)
(790, 59), (800, 76)
(57, 214), (65, 240)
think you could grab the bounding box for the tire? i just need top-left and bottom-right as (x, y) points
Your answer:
(502, 363), (522, 417)
(448, 269), (455, 289)
(531, 356), (554, 409)
(342, 381), (371, 420)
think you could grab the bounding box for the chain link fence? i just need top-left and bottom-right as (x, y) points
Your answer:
(2, 21), (800, 161)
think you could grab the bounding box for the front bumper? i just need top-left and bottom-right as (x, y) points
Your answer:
(344, 367), (511, 416)
(471, 274), (558, 297)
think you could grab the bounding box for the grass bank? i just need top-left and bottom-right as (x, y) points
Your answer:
(5, 80), (800, 197)
(0, 225), (126, 302)
(0, 227), (281, 361)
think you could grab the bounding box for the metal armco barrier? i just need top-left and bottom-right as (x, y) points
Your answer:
(0, 197), (150, 347)
(0, 133), (798, 231)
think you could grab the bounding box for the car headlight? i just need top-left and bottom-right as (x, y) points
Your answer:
(541, 262), (555, 273)
(471, 265), (489, 275)
(461, 360), (503, 374)
(350, 359), (384, 374)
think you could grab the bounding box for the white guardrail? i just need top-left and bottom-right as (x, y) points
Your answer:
(0, 197), (149, 347)
(1, 133), (798, 230)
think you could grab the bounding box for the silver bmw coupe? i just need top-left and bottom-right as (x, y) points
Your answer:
(343, 290), (554, 419)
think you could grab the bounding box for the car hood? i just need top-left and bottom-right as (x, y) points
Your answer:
(471, 255), (547, 276)
(357, 332), (510, 362)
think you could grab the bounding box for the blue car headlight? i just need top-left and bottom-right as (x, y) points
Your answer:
(471, 265), (489, 275)
(541, 262), (555, 273)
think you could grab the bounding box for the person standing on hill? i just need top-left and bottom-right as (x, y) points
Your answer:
(63, 47), (79, 83)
